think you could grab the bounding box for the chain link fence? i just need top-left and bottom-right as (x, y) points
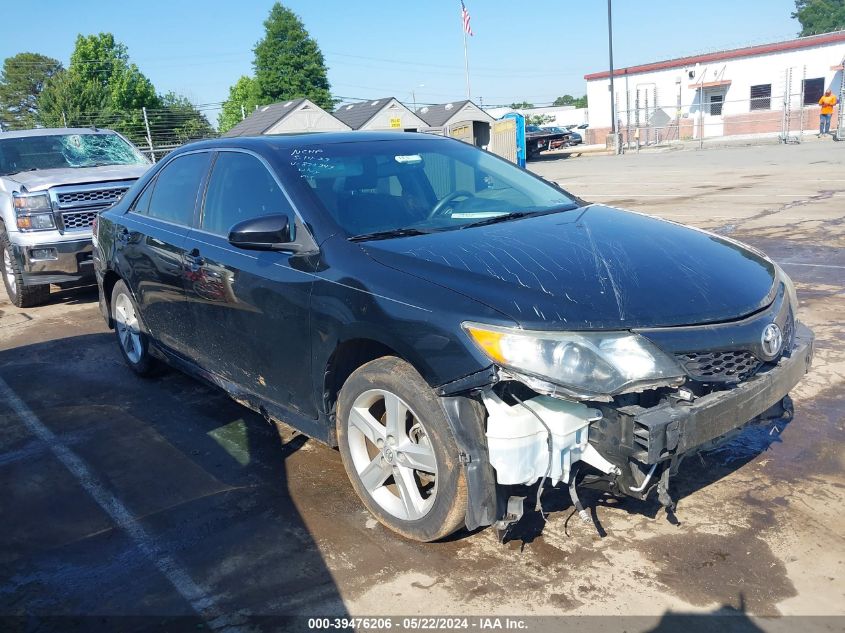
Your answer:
(602, 64), (844, 151)
(0, 104), (223, 162)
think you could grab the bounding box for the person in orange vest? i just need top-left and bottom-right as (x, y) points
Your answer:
(818, 89), (838, 137)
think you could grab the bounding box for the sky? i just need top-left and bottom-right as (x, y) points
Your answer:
(0, 0), (802, 121)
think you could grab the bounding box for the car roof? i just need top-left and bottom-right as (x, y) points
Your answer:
(178, 131), (450, 154)
(0, 127), (119, 139)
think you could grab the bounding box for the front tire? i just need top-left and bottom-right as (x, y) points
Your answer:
(337, 357), (467, 542)
(111, 279), (159, 377)
(1, 231), (50, 308)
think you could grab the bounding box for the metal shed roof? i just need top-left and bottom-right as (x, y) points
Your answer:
(223, 99), (307, 137)
(415, 100), (494, 127)
(332, 97), (404, 130)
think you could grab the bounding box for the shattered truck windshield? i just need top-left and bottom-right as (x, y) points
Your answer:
(0, 132), (148, 176)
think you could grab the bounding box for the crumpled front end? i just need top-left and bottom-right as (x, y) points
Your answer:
(588, 321), (813, 500)
(450, 272), (815, 532)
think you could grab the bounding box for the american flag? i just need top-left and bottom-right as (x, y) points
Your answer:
(461, 0), (474, 36)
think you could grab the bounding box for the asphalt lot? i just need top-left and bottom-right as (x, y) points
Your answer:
(1, 141), (843, 630)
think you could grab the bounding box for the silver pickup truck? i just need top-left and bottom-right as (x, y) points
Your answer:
(1, 128), (149, 307)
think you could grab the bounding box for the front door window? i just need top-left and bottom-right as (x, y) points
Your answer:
(201, 151), (293, 236)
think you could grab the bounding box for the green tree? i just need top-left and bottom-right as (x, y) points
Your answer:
(38, 33), (159, 143)
(153, 92), (215, 144)
(0, 53), (63, 130)
(526, 114), (555, 126)
(509, 101), (534, 109)
(793, 0), (845, 35)
(553, 94), (588, 108)
(38, 69), (109, 127)
(253, 3), (332, 109)
(218, 75), (261, 133)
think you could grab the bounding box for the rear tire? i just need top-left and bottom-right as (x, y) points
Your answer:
(1, 231), (50, 308)
(111, 279), (159, 377)
(337, 356), (467, 542)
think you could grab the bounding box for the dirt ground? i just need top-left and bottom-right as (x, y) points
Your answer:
(1, 141), (843, 631)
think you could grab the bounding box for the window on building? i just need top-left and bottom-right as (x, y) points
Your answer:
(750, 84), (772, 110)
(803, 78), (825, 106)
(708, 94), (724, 116)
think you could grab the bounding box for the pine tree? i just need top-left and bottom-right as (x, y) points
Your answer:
(253, 3), (332, 109)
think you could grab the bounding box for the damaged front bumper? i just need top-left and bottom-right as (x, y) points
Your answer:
(590, 322), (814, 497)
(445, 323), (814, 531)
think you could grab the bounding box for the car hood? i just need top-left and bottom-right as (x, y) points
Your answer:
(4, 164), (149, 192)
(362, 205), (778, 330)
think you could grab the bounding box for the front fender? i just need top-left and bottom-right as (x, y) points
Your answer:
(440, 395), (498, 531)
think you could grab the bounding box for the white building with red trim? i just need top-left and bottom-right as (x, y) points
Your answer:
(584, 31), (845, 144)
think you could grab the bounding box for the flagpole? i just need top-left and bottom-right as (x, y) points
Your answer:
(462, 19), (471, 99)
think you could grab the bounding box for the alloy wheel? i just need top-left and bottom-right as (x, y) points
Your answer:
(114, 292), (142, 364)
(347, 389), (438, 521)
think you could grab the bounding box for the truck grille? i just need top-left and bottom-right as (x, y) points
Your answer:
(61, 210), (99, 230)
(50, 181), (135, 234)
(56, 187), (128, 207)
(677, 350), (761, 383)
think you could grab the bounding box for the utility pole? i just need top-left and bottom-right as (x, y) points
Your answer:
(607, 0), (619, 154)
(411, 84), (424, 112)
(142, 107), (156, 163)
(461, 4), (471, 99)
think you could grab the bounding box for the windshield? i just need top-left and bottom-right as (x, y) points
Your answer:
(0, 133), (148, 176)
(277, 138), (577, 239)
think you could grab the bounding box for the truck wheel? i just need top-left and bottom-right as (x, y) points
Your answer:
(337, 356), (467, 542)
(111, 279), (159, 377)
(1, 232), (50, 308)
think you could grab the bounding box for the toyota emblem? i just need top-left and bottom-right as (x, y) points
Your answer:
(761, 323), (783, 359)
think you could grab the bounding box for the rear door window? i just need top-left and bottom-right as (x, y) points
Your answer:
(201, 151), (292, 236)
(131, 180), (154, 214)
(145, 152), (210, 226)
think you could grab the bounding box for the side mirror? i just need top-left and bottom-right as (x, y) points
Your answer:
(228, 214), (293, 251)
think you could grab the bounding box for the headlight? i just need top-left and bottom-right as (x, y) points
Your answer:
(463, 322), (684, 399)
(13, 192), (56, 231)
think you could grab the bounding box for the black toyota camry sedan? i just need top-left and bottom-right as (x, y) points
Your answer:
(93, 132), (813, 542)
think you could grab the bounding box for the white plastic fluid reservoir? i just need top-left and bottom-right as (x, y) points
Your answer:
(483, 391), (602, 486)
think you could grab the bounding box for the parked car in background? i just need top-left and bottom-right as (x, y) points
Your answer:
(564, 129), (583, 145)
(0, 128), (149, 307)
(570, 123), (589, 143)
(94, 132), (813, 542)
(525, 125), (570, 158)
(542, 126), (582, 148)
